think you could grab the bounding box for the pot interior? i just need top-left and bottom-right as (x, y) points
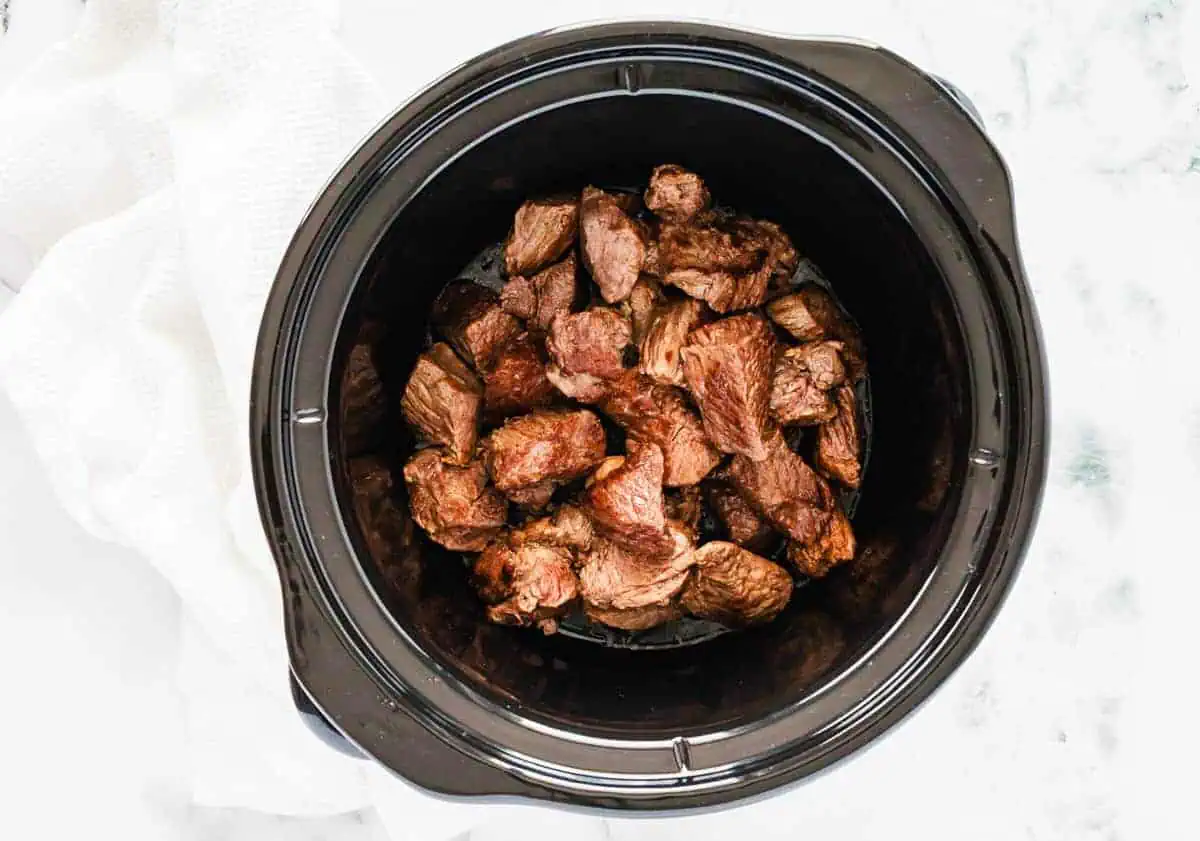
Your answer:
(332, 93), (970, 738)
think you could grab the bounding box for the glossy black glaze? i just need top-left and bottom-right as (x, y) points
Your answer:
(251, 23), (1047, 811)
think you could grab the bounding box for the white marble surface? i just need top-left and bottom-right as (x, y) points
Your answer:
(1, 0), (1196, 839)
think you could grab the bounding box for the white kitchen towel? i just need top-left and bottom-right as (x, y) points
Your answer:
(0, 0), (485, 836)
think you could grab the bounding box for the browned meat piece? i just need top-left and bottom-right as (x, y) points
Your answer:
(545, 306), (634, 402)
(482, 409), (607, 493)
(769, 341), (847, 426)
(580, 186), (647, 303)
(665, 486), (703, 536)
(644, 164), (711, 222)
(816, 385), (862, 488)
(598, 371), (721, 486)
(654, 216), (798, 313)
(504, 197), (578, 277)
(680, 541), (793, 626)
(512, 504), (594, 552)
(482, 333), (555, 420)
(726, 427), (832, 543)
(402, 449), (507, 551)
(680, 314), (776, 461)
(639, 297), (706, 387)
(473, 539), (578, 633)
(765, 286), (866, 379)
(505, 480), (556, 511)
(432, 282), (522, 372)
(348, 457), (412, 560)
(621, 275), (665, 345)
(787, 506), (856, 578)
(400, 342), (482, 465)
(706, 482), (776, 553)
(341, 321), (386, 455)
(577, 521), (695, 630)
(500, 253), (581, 332)
(582, 441), (674, 557)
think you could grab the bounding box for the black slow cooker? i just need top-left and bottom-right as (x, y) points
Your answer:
(251, 21), (1047, 811)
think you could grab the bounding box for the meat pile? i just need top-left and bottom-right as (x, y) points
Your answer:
(389, 165), (867, 635)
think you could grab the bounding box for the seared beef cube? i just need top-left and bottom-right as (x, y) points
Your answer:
(400, 342), (482, 465)
(770, 341), (847, 426)
(681, 314), (776, 461)
(598, 371), (721, 487)
(787, 506), (856, 578)
(504, 197), (578, 277)
(473, 538), (578, 633)
(349, 457), (412, 560)
(545, 306), (634, 402)
(766, 286), (866, 379)
(706, 482), (776, 554)
(680, 541), (793, 626)
(578, 521), (695, 631)
(482, 333), (555, 420)
(582, 441), (674, 557)
(500, 253), (581, 332)
(580, 186), (648, 303)
(402, 449), (507, 551)
(512, 504), (595, 552)
(482, 409), (607, 492)
(432, 282), (522, 372)
(341, 321), (386, 455)
(640, 297), (706, 387)
(665, 486), (703, 537)
(644, 164), (711, 222)
(726, 427), (832, 543)
(621, 275), (665, 345)
(816, 385), (862, 488)
(506, 480), (557, 511)
(654, 216), (798, 314)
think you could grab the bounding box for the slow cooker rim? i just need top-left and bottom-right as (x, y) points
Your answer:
(251, 21), (1048, 810)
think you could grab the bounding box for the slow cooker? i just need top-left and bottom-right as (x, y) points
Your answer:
(251, 21), (1047, 811)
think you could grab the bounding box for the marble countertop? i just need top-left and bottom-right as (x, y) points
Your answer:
(2, 0), (1194, 839)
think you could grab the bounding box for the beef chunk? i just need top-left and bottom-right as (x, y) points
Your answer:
(680, 541), (793, 626)
(545, 306), (634, 402)
(504, 197), (578, 277)
(577, 521), (695, 630)
(655, 217), (798, 313)
(639, 297), (706, 387)
(512, 504), (594, 552)
(787, 506), (856, 578)
(765, 286), (865, 379)
(473, 539), (578, 633)
(621, 275), (665, 345)
(665, 486), (703, 536)
(500, 253), (581, 332)
(770, 340), (847, 426)
(644, 164), (711, 222)
(598, 371), (721, 486)
(341, 322), (386, 455)
(482, 409), (607, 492)
(506, 480), (557, 511)
(680, 314), (776, 461)
(580, 186), (647, 303)
(582, 441), (674, 557)
(402, 449), (507, 551)
(482, 333), (555, 420)
(400, 342), (482, 465)
(432, 282), (522, 372)
(816, 385), (862, 488)
(706, 482), (776, 554)
(726, 427), (832, 543)
(349, 457), (412, 560)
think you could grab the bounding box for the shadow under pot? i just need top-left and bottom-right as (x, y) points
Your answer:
(251, 22), (1047, 812)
